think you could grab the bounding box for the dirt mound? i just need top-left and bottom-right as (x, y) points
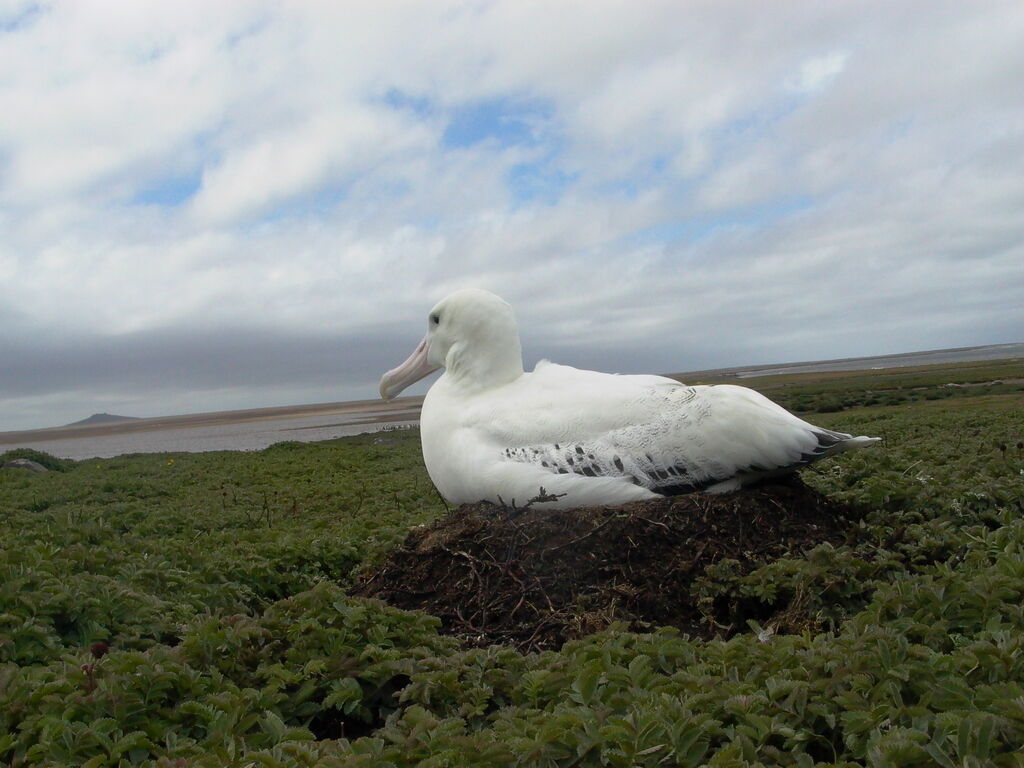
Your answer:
(352, 477), (859, 652)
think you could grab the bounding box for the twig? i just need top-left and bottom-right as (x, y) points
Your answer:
(633, 516), (672, 533)
(545, 515), (623, 552)
(522, 487), (567, 508)
(899, 459), (923, 478)
(432, 484), (450, 513)
(498, 487), (567, 511)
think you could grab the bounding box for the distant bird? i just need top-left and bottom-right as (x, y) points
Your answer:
(380, 289), (880, 509)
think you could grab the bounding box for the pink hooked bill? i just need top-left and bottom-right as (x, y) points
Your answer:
(379, 334), (440, 400)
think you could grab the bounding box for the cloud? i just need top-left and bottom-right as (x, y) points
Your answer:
(1, 0), (1023, 431)
(787, 51), (848, 94)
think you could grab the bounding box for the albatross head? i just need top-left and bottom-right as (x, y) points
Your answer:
(379, 288), (524, 400)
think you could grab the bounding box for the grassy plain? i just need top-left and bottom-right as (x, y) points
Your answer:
(1, 360), (1023, 766)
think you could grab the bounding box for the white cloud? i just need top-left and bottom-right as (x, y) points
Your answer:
(189, 107), (426, 224)
(787, 51), (848, 93)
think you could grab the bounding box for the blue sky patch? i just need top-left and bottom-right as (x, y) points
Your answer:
(132, 171), (203, 207)
(1, 2), (43, 32)
(442, 96), (552, 149)
(383, 89), (435, 118)
(507, 161), (576, 206)
(625, 195), (815, 247)
(595, 153), (675, 200)
(250, 180), (355, 226)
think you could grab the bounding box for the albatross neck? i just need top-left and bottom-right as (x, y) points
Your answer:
(444, 336), (524, 394)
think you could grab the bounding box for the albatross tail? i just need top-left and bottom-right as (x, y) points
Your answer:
(817, 430), (882, 457)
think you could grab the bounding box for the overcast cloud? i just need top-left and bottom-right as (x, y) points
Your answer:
(2, 0), (1023, 431)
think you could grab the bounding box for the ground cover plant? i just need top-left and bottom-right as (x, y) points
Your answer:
(680, 358), (1024, 415)
(1, 359), (1022, 766)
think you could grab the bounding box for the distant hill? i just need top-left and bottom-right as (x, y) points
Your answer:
(65, 413), (141, 427)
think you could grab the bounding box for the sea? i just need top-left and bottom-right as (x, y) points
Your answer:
(3, 342), (1021, 462)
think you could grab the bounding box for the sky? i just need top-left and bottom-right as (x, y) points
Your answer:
(2, 0), (1023, 432)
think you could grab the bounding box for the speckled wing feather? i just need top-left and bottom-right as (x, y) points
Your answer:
(490, 364), (876, 495)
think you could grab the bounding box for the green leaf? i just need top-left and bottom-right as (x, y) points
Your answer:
(324, 677), (364, 715)
(259, 711), (288, 743)
(569, 660), (603, 706)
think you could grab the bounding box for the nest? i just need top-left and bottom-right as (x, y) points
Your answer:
(352, 476), (857, 652)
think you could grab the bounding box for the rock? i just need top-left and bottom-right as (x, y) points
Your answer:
(3, 459), (49, 473)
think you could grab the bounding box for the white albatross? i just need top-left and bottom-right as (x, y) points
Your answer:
(379, 289), (880, 510)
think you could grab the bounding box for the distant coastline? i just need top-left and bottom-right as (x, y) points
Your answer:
(0, 397), (424, 446)
(2, 341), (1021, 459)
(673, 342), (1024, 380)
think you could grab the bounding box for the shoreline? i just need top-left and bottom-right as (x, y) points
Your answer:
(0, 396), (424, 446)
(3, 341), (1021, 449)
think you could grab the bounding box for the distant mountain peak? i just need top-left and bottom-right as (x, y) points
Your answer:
(66, 413), (141, 427)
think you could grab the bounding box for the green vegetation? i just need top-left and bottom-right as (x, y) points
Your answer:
(2, 361), (1023, 767)
(688, 358), (1024, 414)
(1, 447), (76, 473)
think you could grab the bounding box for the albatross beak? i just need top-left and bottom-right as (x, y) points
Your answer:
(379, 334), (440, 400)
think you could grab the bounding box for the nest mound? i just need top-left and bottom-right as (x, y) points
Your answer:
(352, 476), (859, 652)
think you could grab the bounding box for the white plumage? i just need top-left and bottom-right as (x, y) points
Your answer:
(379, 288), (879, 510)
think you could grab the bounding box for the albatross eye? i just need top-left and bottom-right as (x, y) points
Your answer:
(430, 313), (440, 325)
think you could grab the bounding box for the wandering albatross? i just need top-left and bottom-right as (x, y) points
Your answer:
(379, 289), (880, 510)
